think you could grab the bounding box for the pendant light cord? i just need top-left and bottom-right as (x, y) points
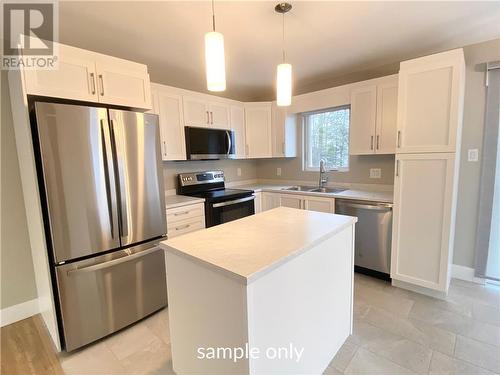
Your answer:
(212, 0), (216, 31)
(282, 12), (286, 62)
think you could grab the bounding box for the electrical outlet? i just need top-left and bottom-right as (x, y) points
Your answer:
(237, 168), (242, 177)
(468, 149), (479, 162)
(277, 167), (282, 176)
(370, 168), (381, 179)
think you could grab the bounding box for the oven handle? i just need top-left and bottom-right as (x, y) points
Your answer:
(212, 195), (255, 208)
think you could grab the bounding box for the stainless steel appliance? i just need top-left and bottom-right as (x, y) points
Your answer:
(32, 101), (167, 351)
(177, 171), (254, 227)
(335, 199), (393, 279)
(184, 126), (235, 160)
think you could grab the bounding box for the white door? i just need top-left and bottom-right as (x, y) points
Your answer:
(279, 194), (303, 209)
(397, 49), (465, 153)
(391, 153), (455, 292)
(349, 85), (377, 155)
(157, 91), (186, 161)
(262, 193), (281, 211)
(303, 196), (335, 213)
(231, 105), (247, 159)
(23, 44), (98, 102)
(95, 61), (151, 109)
(209, 102), (230, 129)
(245, 103), (272, 158)
(375, 79), (398, 154)
(183, 96), (209, 127)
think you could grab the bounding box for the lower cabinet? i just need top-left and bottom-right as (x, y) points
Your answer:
(391, 153), (456, 293)
(167, 203), (205, 238)
(253, 193), (262, 214)
(261, 192), (335, 214)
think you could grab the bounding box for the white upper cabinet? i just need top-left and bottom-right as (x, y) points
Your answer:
(245, 102), (272, 158)
(349, 75), (398, 155)
(391, 153), (456, 292)
(230, 105), (247, 159)
(376, 78), (398, 154)
(350, 85), (377, 155)
(271, 102), (297, 157)
(23, 42), (151, 109)
(153, 84), (186, 161)
(183, 95), (230, 129)
(396, 49), (465, 153)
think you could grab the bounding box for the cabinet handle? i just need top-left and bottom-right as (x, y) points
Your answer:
(397, 131), (401, 148)
(210, 111), (214, 125)
(396, 160), (400, 177)
(206, 111), (210, 124)
(173, 211), (189, 216)
(282, 142), (285, 155)
(376, 135), (380, 150)
(98, 74), (104, 96)
(175, 224), (190, 231)
(89, 73), (96, 95)
(245, 144), (249, 156)
(370, 135), (374, 150)
(162, 140), (167, 157)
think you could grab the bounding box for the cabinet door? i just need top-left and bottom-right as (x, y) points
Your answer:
(279, 194), (303, 209)
(183, 96), (209, 127)
(391, 153), (455, 292)
(230, 105), (247, 159)
(303, 196), (335, 213)
(209, 102), (230, 129)
(24, 44), (98, 102)
(253, 193), (262, 214)
(397, 49), (465, 153)
(95, 61), (151, 109)
(271, 102), (286, 157)
(375, 79), (398, 154)
(262, 192), (280, 211)
(349, 85), (377, 155)
(157, 91), (186, 161)
(245, 103), (272, 158)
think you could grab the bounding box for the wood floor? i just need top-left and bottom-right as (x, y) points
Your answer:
(1, 314), (64, 375)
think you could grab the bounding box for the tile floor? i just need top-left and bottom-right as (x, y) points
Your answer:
(10, 274), (500, 375)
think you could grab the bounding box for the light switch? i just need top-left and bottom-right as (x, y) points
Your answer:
(370, 168), (381, 179)
(237, 168), (242, 177)
(277, 167), (282, 176)
(468, 149), (479, 162)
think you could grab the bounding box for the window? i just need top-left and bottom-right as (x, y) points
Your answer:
(303, 106), (350, 171)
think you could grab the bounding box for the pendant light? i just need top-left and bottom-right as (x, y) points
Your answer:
(275, 2), (292, 106)
(205, 0), (226, 91)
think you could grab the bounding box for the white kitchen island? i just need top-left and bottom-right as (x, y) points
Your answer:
(160, 207), (357, 374)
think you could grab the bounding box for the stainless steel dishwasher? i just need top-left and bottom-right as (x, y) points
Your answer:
(335, 199), (393, 279)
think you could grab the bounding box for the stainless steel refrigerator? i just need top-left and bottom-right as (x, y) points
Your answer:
(33, 102), (167, 351)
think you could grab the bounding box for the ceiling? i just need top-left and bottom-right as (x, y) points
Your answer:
(59, 1), (500, 101)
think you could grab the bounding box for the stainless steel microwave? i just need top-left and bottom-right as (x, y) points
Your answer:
(185, 127), (235, 160)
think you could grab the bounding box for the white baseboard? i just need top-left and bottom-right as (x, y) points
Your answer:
(0, 298), (39, 327)
(451, 264), (485, 284)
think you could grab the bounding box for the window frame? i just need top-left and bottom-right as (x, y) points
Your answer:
(302, 105), (351, 172)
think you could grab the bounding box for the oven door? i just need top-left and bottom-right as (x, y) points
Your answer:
(206, 196), (255, 227)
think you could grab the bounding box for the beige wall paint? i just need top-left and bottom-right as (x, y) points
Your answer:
(453, 38), (500, 268)
(1, 72), (38, 309)
(163, 159), (258, 190)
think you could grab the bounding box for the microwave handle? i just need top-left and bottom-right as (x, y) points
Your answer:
(226, 130), (232, 155)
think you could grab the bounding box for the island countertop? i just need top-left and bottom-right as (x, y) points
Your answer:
(160, 207), (357, 284)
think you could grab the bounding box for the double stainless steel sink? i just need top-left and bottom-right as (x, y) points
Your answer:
(282, 186), (346, 194)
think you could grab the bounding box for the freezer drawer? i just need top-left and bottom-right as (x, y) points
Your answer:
(55, 243), (167, 351)
(335, 199), (393, 275)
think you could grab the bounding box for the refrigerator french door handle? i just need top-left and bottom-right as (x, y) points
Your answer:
(100, 119), (115, 239)
(109, 119), (129, 239)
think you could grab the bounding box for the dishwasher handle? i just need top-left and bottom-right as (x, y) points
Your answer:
(336, 200), (392, 211)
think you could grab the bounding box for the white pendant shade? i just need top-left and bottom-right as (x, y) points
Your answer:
(205, 31), (226, 92)
(276, 63), (292, 106)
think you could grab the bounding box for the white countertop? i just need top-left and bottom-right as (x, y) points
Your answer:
(165, 195), (205, 209)
(160, 207), (357, 284)
(235, 183), (394, 203)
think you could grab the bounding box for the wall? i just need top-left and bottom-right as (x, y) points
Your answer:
(1, 71), (38, 309)
(163, 159), (258, 190)
(454, 38), (500, 268)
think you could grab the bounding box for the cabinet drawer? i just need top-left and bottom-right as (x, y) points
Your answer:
(167, 216), (205, 238)
(167, 203), (205, 224)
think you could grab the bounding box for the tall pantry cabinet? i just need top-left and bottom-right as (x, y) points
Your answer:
(391, 49), (465, 295)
